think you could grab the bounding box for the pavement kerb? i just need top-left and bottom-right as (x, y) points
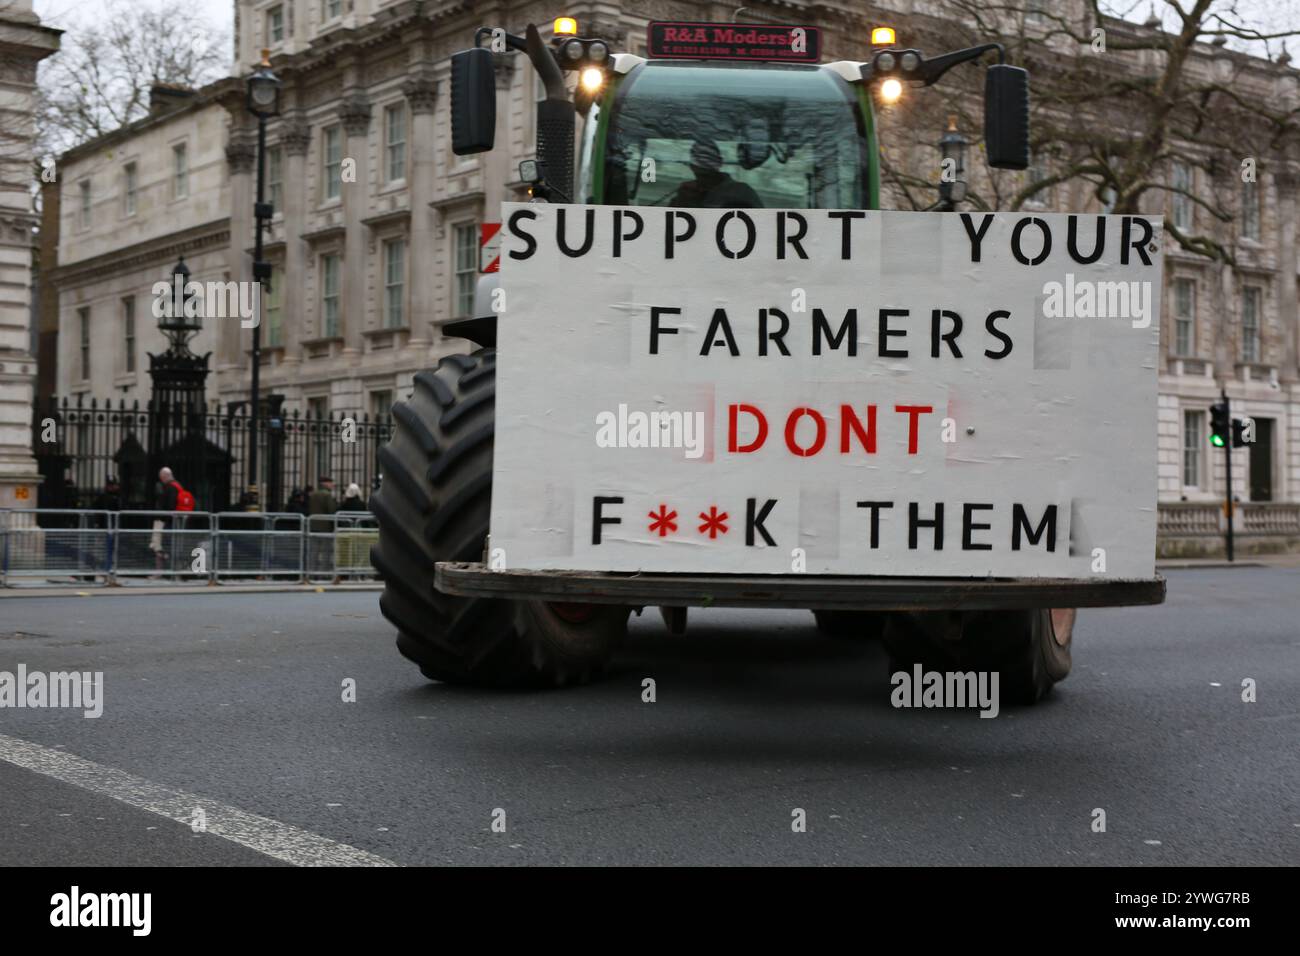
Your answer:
(0, 583), (384, 598)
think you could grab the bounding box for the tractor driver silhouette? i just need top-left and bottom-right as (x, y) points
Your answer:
(669, 139), (763, 208)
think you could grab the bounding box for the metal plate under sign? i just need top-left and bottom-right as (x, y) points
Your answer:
(647, 22), (821, 63)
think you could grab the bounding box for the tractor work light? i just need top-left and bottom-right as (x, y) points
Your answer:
(876, 51), (896, 71)
(554, 35), (614, 72)
(872, 26), (896, 45)
(580, 67), (605, 92)
(554, 17), (578, 36)
(880, 78), (903, 103)
(900, 50), (921, 71)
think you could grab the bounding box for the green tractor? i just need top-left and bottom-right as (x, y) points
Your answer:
(370, 18), (1154, 703)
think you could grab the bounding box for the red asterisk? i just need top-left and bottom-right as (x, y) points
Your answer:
(698, 506), (729, 539)
(648, 504), (678, 537)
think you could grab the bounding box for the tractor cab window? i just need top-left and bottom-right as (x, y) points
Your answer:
(601, 62), (870, 210)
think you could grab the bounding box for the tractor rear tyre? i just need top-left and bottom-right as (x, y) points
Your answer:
(882, 608), (1073, 705)
(369, 348), (628, 686)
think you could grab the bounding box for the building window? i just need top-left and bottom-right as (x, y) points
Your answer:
(1026, 0), (1048, 24)
(370, 390), (393, 419)
(1171, 161), (1192, 231)
(1173, 278), (1195, 357)
(123, 163), (137, 217)
(385, 102), (406, 183)
(1241, 179), (1259, 240)
(1183, 410), (1203, 488)
(454, 223), (478, 318)
(323, 0), (342, 22)
(265, 267), (283, 347)
(172, 143), (189, 199)
(322, 125), (341, 200)
(267, 4), (284, 43)
(122, 297), (135, 373)
(321, 253), (341, 337)
(383, 238), (406, 328)
(268, 145), (282, 213)
(78, 179), (91, 229)
(1241, 286), (1261, 363)
(78, 307), (91, 380)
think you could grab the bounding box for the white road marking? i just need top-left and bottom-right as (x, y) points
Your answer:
(0, 732), (398, 867)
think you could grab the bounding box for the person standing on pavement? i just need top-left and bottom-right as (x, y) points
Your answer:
(307, 477), (339, 576)
(151, 466), (179, 573)
(93, 476), (122, 512)
(308, 477), (338, 522)
(339, 482), (366, 512)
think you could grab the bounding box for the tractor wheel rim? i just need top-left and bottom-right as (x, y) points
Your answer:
(1049, 608), (1076, 648)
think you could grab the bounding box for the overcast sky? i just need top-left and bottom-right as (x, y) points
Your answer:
(34, 0), (233, 42)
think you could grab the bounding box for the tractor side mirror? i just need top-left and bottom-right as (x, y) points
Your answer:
(451, 47), (496, 155)
(984, 64), (1029, 170)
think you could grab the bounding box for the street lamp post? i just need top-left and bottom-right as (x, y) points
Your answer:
(245, 49), (281, 511)
(149, 256), (206, 506)
(937, 115), (969, 212)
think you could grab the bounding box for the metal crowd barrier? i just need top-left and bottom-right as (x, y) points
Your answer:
(306, 511), (379, 582)
(0, 508), (379, 587)
(0, 509), (113, 585)
(213, 512), (305, 581)
(113, 510), (214, 583)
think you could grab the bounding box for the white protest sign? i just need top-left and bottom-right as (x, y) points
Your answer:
(491, 204), (1162, 579)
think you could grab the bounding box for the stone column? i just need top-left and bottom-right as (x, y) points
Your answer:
(1275, 169), (1299, 505)
(402, 72), (437, 350)
(280, 119), (311, 369)
(1275, 170), (1298, 386)
(0, 2), (59, 512)
(337, 93), (371, 358)
(224, 138), (256, 376)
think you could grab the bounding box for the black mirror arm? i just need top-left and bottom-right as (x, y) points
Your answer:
(473, 27), (528, 53)
(917, 43), (1005, 86)
(471, 25), (567, 102)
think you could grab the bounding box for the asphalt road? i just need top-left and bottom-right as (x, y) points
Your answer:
(1, 567), (1297, 866)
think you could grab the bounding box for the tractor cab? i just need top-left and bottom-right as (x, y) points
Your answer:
(451, 17), (1027, 209)
(584, 59), (879, 210)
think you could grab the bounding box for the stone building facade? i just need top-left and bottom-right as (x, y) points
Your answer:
(45, 91), (231, 400)
(0, 1), (58, 511)
(38, 0), (1300, 551)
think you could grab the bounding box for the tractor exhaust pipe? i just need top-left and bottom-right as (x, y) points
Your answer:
(526, 23), (576, 201)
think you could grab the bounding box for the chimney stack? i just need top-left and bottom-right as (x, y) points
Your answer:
(149, 83), (195, 115)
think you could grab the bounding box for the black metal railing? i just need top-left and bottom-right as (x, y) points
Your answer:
(32, 395), (392, 514)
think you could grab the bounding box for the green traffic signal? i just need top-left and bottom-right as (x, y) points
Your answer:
(1209, 400), (1230, 447)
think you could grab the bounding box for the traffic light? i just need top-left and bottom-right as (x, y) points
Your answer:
(1232, 417), (1253, 448)
(1209, 401), (1229, 448)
